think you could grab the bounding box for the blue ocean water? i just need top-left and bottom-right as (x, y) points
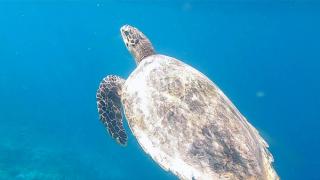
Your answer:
(0, 1), (319, 179)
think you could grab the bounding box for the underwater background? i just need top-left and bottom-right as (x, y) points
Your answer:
(0, 0), (319, 179)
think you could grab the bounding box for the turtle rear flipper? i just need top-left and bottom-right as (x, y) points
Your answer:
(96, 75), (127, 146)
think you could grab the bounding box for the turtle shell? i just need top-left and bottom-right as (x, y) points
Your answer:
(121, 54), (278, 180)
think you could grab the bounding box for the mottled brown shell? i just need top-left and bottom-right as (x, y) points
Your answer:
(121, 54), (278, 180)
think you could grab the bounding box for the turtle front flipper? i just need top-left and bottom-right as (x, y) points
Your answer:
(96, 75), (128, 146)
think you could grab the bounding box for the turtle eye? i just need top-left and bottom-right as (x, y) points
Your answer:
(124, 31), (129, 36)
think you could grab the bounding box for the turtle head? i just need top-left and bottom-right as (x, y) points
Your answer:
(120, 25), (155, 64)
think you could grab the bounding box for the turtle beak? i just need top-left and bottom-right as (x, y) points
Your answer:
(120, 25), (132, 38)
(120, 25), (131, 47)
(120, 24), (134, 33)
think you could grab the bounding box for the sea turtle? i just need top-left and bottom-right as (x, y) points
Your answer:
(96, 25), (279, 180)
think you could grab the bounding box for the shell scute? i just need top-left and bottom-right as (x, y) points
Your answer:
(121, 54), (278, 180)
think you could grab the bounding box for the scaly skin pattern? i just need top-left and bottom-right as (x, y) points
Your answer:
(121, 55), (278, 180)
(96, 75), (128, 145)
